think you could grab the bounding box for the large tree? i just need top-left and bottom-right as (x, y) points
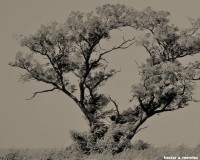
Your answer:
(10, 4), (200, 155)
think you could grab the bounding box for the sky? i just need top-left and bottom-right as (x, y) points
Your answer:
(0, 0), (200, 148)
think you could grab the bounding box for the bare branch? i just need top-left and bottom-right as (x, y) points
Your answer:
(154, 107), (180, 114)
(92, 70), (120, 89)
(135, 126), (148, 134)
(109, 96), (120, 119)
(91, 37), (135, 68)
(71, 70), (81, 78)
(101, 37), (135, 55)
(26, 87), (58, 100)
(141, 44), (152, 56)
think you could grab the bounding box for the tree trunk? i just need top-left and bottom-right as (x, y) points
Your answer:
(77, 102), (96, 126)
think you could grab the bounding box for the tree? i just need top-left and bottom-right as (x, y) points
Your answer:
(10, 4), (200, 155)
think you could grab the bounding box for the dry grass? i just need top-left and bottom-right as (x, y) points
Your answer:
(0, 143), (200, 160)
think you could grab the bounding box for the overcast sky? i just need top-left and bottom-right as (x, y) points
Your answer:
(0, 0), (200, 148)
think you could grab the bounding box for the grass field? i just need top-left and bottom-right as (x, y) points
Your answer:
(0, 142), (200, 160)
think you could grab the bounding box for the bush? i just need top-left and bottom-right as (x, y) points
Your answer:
(132, 140), (151, 151)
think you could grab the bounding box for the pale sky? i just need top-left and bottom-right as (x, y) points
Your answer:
(0, 0), (200, 148)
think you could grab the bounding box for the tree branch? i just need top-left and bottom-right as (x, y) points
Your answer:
(26, 87), (58, 100)
(109, 96), (120, 119)
(135, 126), (148, 134)
(100, 37), (135, 55)
(91, 37), (135, 68)
(85, 83), (95, 100)
(154, 107), (180, 114)
(92, 70), (120, 90)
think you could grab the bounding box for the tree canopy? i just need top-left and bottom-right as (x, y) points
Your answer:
(10, 4), (200, 154)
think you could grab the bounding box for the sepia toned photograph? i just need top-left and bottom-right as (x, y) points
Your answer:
(0, 0), (200, 159)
